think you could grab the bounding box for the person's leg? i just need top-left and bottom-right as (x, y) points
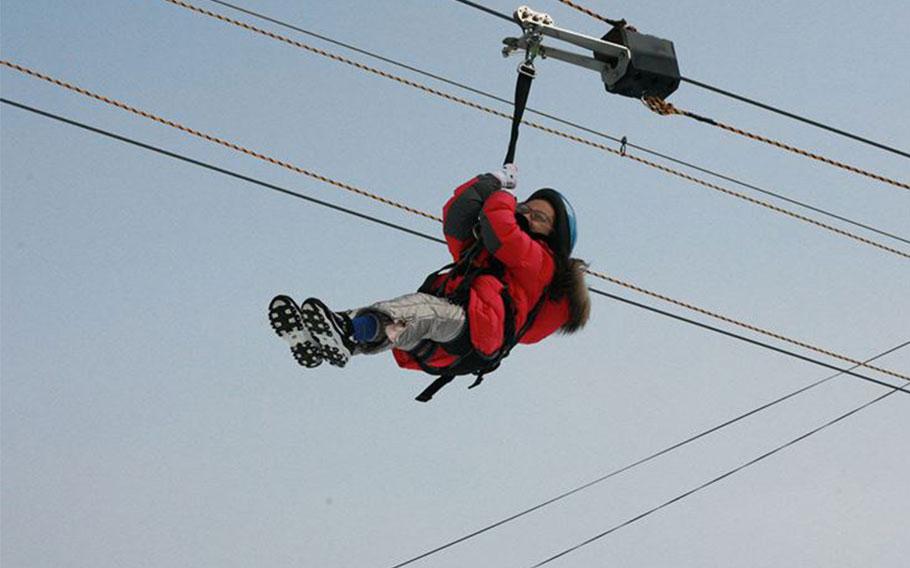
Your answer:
(298, 293), (466, 366)
(367, 292), (466, 351)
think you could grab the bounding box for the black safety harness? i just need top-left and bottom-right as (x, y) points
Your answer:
(410, 55), (539, 403)
(409, 241), (549, 402)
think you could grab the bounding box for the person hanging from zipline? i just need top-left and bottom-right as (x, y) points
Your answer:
(269, 25), (594, 400)
(268, 164), (590, 401)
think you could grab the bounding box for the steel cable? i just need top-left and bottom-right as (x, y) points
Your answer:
(541, 0), (910, 159)
(6, 97), (907, 568)
(678, 76), (910, 159)
(642, 97), (910, 192)
(455, 0), (910, 190)
(2, 64), (907, 383)
(390, 339), (909, 567)
(555, 0), (625, 26)
(155, 0), (910, 259)
(0, 61), (440, 223)
(204, 0), (908, 246)
(529, 376), (909, 567)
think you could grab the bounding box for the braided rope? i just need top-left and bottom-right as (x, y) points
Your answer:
(643, 97), (910, 191)
(2, 60), (906, 384)
(555, 0), (624, 26)
(159, 0), (909, 260)
(0, 61), (440, 223)
(584, 267), (910, 382)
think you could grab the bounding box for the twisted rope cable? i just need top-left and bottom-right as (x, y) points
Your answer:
(2, 59), (907, 383)
(642, 97), (910, 191)
(555, 0), (625, 26)
(583, 267), (909, 382)
(158, 0), (910, 260)
(0, 60), (440, 223)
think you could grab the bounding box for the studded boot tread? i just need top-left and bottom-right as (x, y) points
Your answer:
(268, 295), (323, 368)
(300, 298), (357, 367)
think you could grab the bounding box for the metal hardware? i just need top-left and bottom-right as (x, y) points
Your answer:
(503, 5), (679, 99)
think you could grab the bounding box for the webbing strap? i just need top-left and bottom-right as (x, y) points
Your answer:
(503, 63), (535, 165)
(415, 375), (456, 403)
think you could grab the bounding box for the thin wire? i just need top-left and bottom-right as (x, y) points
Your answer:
(449, 0), (515, 23)
(530, 379), (909, 567)
(555, 0), (625, 26)
(3, 69), (906, 383)
(465, 0), (910, 190)
(522, 0), (910, 159)
(4, 61), (906, 381)
(204, 0), (909, 247)
(0, 98), (900, 394)
(587, 288), (906, 392)
(680, 76), (910, 160)
(388, 339), (909, 567)
(154, 1), (910, 259)
(642, 97), (910, 192)
(0, 61), (440, 223)
(0, 99), (444, 246)
(5, 96), (906, 398)
(8, 98), (908, 568)
(583, 267), (910, 382)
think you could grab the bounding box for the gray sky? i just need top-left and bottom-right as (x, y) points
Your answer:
(2, 1), (908, 566)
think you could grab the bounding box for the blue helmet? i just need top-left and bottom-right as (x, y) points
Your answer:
(527, 188), (577, 257)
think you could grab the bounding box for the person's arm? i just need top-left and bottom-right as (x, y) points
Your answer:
(442, 165), (516, 260)
(477, 190), (553, 273)
(442, 174), (502, 246)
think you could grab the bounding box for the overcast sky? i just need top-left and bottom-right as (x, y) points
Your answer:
(2, 1), (908, 567)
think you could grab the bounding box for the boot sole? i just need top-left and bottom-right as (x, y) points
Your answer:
(268, 295), (323, 368)
(300, 298), (352, 368)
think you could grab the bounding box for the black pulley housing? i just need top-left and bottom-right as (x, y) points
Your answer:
(597, 26), (680, 99)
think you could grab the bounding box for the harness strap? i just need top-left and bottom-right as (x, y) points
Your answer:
(503, 61), (536, 166)
(415, 375), (456, 402)
(412, 286), (550, 402)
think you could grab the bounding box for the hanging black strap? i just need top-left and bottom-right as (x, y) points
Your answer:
(415, 374), (456, 402)
(503, 62), (536, 166)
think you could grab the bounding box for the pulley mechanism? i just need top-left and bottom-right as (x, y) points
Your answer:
(502, 5), (680, 100)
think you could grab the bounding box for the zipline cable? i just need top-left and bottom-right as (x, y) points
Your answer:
(450, 0), (511, 21)
(0, 99), (445, 245)
(450, 0), (515, 23)
(0, 97), (910, 400)
(1, 73), (906, 383)
(387, 339), (909, 567)
(203, 0), (909, 247)
(679, 76), (910, 161)
(155, 1), (910, 259)
(459, 0), (908, 189)
(543, 0), (910, 160)
(554, 0), (625, 26)
(529, 376), (909, 567)
(6, 97), (908, 566)
(642, 97), (910, 192)
(0, 62), (440, 223)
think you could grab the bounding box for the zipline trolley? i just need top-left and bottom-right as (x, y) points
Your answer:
(502, 5), (680, 99)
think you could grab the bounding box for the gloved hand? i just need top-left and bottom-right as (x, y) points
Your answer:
(491, 163), (518, 191)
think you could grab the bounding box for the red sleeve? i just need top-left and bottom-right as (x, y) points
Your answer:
(478, 190), (554, 274)
(442, 174), (502, 261)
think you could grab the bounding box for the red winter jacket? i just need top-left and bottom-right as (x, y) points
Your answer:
(393, 174), (570, 371)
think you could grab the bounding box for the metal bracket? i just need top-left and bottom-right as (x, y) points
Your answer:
(503, 5), (631, 88)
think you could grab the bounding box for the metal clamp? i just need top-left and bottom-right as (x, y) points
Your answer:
(502, 5), (631, 89)
(514, 5), (554, 28)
